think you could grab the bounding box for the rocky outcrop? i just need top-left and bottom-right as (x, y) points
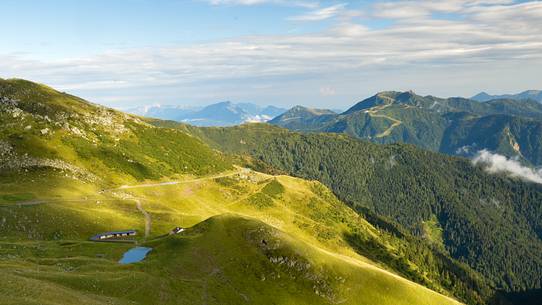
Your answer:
(247, 225), (341, 303)
(0, 140), (97, 182)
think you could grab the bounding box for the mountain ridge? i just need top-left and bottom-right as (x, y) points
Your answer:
(183, 122), (542, 298)
(471, 90), (542, 103)
(127, 101), (286, 126)
(271, 90), (542, 166)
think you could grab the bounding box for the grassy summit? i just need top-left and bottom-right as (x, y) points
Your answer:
(0, 78), (231, 186)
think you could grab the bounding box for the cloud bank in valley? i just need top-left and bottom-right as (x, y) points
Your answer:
(472, 150), (542, 184)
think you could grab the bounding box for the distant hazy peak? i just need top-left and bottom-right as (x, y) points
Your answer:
(281, 105), (336, 116)
(471, 90), (542, 103)
(126, 101), (286, 127)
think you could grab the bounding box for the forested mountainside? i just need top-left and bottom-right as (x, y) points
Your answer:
(1, 78), (472, 305)
(174, 123), (542, 299)
(270, 91), (542, 166)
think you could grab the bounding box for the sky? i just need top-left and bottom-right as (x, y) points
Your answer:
(0, 0), (541, 109)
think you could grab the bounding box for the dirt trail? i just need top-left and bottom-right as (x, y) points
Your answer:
(111, 169), (248, 239)
(8, 170), (246, 241)
(115, 171), (240, 190)
(5, 195), (152, 240)
(365, 103), (403, 138)
(135, 199), (151, 239)
(2, 198), (115, 207)
(370, 113), (402, 138)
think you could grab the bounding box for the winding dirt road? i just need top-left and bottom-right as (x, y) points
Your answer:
(6, 169), (246, 241)
(115, 171), (240, 190)
(365, 103), (403, 138)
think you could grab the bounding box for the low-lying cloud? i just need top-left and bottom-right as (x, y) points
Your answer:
(472, 150), (542, 184)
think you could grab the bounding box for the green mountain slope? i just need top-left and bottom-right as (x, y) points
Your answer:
(0, 213), (463, 305)
(269, 106), (337, 131)
(270, 91), (542, 165)
(0, 79), (467, 305)
(0, 78), (231, 185)
(441, 114), (542, 165)
(182, 123), (542, 296)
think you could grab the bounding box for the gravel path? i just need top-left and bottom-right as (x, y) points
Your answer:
(135, 199), (151, 239)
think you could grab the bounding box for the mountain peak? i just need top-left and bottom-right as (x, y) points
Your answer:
(471, 90), (542, 103)
(287, 105), (335, 116)
(344, 91), (406, 114)
(290, 105), (307, 111)
(375, 91), (401, 99)
(0, 78), (103, 118)
(396, 90), (418, 101)
(471, 92), (494, 102)
(124, 101), (286, 127)
(269, 105), (336, 127)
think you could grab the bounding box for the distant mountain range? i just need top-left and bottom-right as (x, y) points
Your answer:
(471, 90), (542, 103)
(271, 91), (542, 166)
(126, 101), (285, 126)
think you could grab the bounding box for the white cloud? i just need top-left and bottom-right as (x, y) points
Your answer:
(209, 0), (269, 4)
(1, 1), (541, 108)
(472, 150), (542, 184)
(206, 0), (318, 8)
(320, 86), (336, 96)
(289, 4), (347, 21)
(372, 0), (528, 21)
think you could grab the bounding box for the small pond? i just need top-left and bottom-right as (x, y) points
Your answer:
(119, 247), (152, 264)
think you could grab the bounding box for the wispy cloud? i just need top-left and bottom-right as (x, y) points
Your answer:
(372, 0), (531, 22)
(206, 0), (318, 8)
(1, 1), (541, 107)
(472, 150), (542, 184)
(209, 0), (270, 4)
(289, 3), (347, 21)
(320, 86), (336, 96)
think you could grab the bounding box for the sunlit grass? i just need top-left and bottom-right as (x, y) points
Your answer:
(0, 169), (463, 304)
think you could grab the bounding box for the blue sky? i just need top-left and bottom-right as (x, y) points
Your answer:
(1, 0), (541, 109)
(1, 1), (326, 56)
